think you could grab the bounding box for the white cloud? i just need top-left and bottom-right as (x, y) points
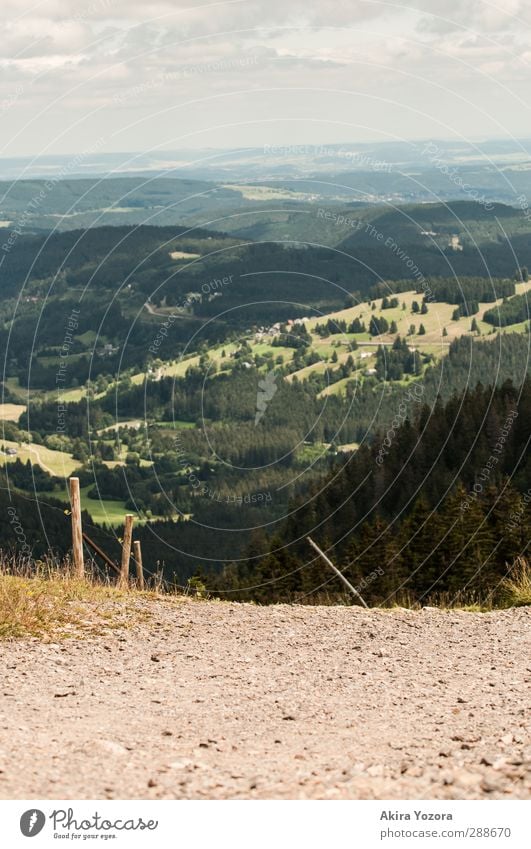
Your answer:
(1, 0), (530, 154)
(415, 0), (529, 34)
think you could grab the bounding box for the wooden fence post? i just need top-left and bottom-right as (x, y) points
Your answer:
(120, 514), (134, 588)
(307, 536), (368, 608)
(69, 477), (84, 578)
(133, 540), (144, 590)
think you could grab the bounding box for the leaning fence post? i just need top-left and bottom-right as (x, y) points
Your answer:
(307, 536), (368, 608)
(69, 477), (84, 578)
(120, 514), (134, 588)
(133, 539), (144, 590)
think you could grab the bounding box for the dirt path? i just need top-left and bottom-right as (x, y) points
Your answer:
(0, 601), (530, 800)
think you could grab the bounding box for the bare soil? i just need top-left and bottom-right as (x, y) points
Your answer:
(0, 599), (530, 799)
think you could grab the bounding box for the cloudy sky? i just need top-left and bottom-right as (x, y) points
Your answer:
(1, 0), (531, 158)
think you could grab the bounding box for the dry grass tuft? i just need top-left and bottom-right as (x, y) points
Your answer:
(499, 558), (531, 608)
(0, 554), (157, 639)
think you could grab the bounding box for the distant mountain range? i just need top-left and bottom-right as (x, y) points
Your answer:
(1, 140), (531, 238)
(2, 138), (531, 180)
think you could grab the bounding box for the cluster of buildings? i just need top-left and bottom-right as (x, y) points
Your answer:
(254, 317), (310, 342)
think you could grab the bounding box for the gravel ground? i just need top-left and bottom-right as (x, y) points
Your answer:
(0, 599), (530, 800)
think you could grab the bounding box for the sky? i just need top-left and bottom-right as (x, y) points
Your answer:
(1, 0), (531, 159)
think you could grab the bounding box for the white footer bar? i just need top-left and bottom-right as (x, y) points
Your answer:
(2, 799), (529, 848)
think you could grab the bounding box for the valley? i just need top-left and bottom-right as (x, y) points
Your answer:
(1, 194), (530, 603)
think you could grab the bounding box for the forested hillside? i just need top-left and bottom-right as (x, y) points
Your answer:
(210, 378), (530, 605)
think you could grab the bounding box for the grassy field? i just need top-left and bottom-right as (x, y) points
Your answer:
(154, 419), (196, 428)
(0, 403), (26, 422)
(222, 184), (309, 201)
(282, 282), (531, 383)
(5, 375), (99, 405)
(56, 386), (89, 403)
(3, 378), (31, 402)
(318, 376), (358, 397)
(129, 355), (200, 385)
(0, 439), (80, 477)
(78, 485), (142, 526)
(99, 419), (145, 433)
(49, 279), (530, 401)
(169, 250), (200, 260)
(136, 288), (472, 390)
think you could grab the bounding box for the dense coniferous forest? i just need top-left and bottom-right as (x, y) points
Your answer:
(415, 277), (515, 304)
(484, 293), (530, 327)
(209, 379), (531, 605)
